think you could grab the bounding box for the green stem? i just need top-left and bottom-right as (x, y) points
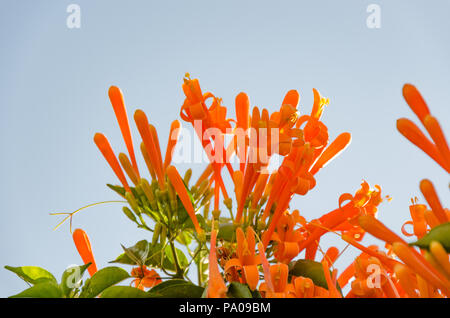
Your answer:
(137, 214), (153, 232)
(169, 239), (184, 278)
(197, 256), (203, 286)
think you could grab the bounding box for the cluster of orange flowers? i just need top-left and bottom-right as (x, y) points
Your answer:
(72, 77), (449, 298)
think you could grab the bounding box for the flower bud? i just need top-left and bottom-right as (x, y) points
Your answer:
(212, 209), (221, 219)
(203, 202), (210, 219)
(140, 178), (158, 211)
(201, 190), (213, 206)
(183, 168), (192, 185)
(224, 198), (233, 211)
(152, 223), (161, 245)
(196, 179), (209, 198)
(159, 225), (167, 245)
(122, 206), (137, 223)
(125, 192), (140, 214)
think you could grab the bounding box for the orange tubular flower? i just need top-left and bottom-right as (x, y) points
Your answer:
(396, 118), (448, 171)
(131, 266), (162, 290)
(322, 247), (340, 265)
(166, 165), (202, 234)
(271, 210), (305, 263)
(235, 92), (250, 172)
(224, 227), (260, 290)
(163, 120), (181, 170)
(394, 264), (420, 298)
(250, 173), (269, 209)
(108, 86), (140, 178)
(429, 241), (450, 278)
(134, 110), (165, 189)
(322, 260), (341, 298)
(358, 215), (450, 295)
(289, 276), (318, 298)
(419, 179), (449, 224)
(180, 75), (233, 214)
(399, 84), (450, 172)
(402, 201), (427, 239)
(94, 133), (131, 193)
(392, 242), (450, 296)
(402, 84), (430, 123)
(423, 115), (450, 169)
(258, 242), (274, 293)
(294, 181), (384, 260)
(357, 215), (405, 246)
(349, 254), (393, 298)
(337, 260), (356, 289)
(309, 132), (351, 175)
(261, 91), (354, 248)
(259, 263), (290, 298)
(235, 90), (304, 224)
(72, 229), (98, 276)
(341, 235), (401, 271)
(207, 222), (228, 298)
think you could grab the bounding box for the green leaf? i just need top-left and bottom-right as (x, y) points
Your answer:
(110, 240), (156, 266)
(109, 241), (187, 272)
(121, 240), (150, 266)
(5, 266), (57, 285)
(100, 286), (150, 298)
(110, 242), (164, 268)
(60, 263), (91, 297)
(79, 267), (130, 298)
(148, 279), (204, 298)
(107, 184), (126, 197)
(109, 253), (137, 266)
(227, 282), (252, 298)
(176, 231), (192, 246)
(163, 245), (188, 272)
(146, 243), (167, 267)
(288, 259), (342, 293)
(10, 281), (62, 298)
(410, 222), (450, 253)
(107, 184), (140, 201)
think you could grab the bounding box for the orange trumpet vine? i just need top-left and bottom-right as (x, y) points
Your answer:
(131, 266), (162, 290)
(224, 227), (260, 290)
(398, 84), (450, 172)
(419, 179), (448, 224)
(108, 86), (140, 178)
(72, 228), (98, 277)
(259, 263), (290, 298)
(94, 133), (131, 193)
(166, 165), (202, 234)
(134, 110), (165, 189)
(207, 222), (228, 298)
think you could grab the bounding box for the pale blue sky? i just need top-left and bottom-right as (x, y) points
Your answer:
(1, 0), (449, 297)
